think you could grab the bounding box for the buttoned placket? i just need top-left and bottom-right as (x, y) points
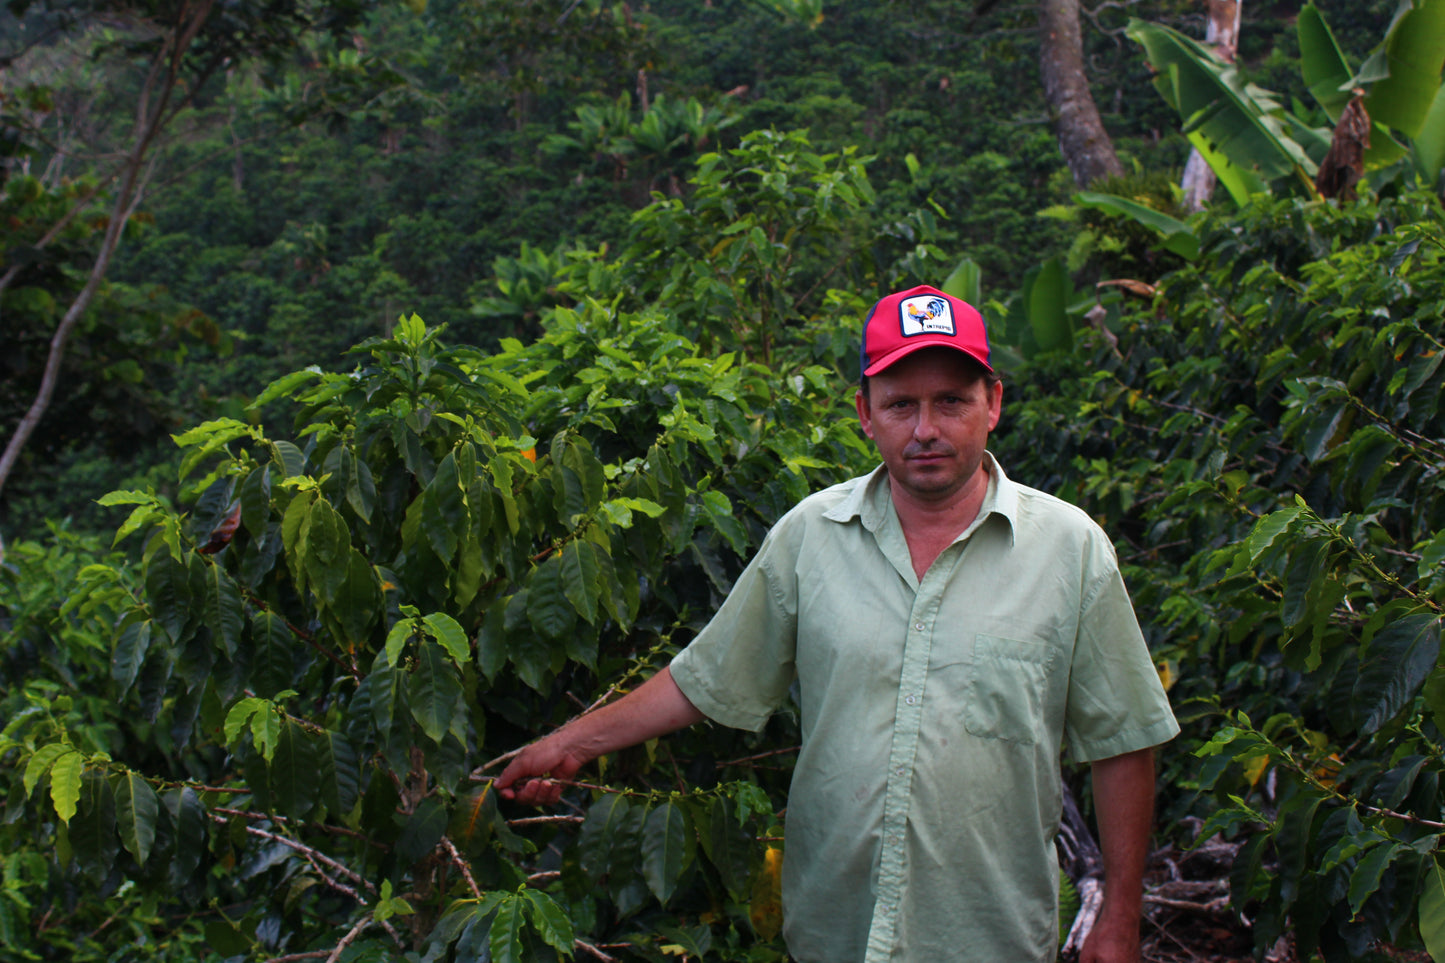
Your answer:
(863, 538), (969, 963)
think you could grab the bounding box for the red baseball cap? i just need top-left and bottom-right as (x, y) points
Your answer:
(859, 285), (991, 378)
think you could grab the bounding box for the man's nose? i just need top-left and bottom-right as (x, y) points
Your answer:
(913, 404), (940, 441)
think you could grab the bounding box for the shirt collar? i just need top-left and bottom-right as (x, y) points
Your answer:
(824, 451), (1020, 545)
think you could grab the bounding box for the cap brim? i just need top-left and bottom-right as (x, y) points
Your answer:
(861, 339), (993, 377)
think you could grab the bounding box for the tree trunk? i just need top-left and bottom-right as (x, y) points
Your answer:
(1039, 0), (1124, 188)
(1180, 0), (1242, 211)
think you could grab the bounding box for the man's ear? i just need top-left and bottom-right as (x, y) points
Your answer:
(855, 388), (875, 439)
(987, 379), (1003, 431)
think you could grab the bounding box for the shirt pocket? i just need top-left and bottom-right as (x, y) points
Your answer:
(962, 634), (1056, 746)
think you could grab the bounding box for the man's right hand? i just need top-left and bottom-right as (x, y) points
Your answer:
(494, 737), (586, 806)
(491, 667), (706, 806)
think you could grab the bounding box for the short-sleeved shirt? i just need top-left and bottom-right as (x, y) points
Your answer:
(669, 455), (1179, 963)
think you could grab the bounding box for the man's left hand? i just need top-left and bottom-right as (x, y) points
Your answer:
(1078, 911), (1140, 963)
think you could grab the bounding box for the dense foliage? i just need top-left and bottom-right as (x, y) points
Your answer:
(6, 1), (1445, 961)
(995, 189), (1445, 960)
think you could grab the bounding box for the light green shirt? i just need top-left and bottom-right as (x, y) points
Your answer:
(670, 456), (1179, 963)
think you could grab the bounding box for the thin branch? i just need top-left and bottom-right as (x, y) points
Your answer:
(575, 937), (622, 962)
(325, 913), (374, 963)
(507, 814), (586, 828)
(717, 746), (799, 768)
(211, 806), (370, 841)
(224, 819), (374, 897)
(441, 837), (483, 900)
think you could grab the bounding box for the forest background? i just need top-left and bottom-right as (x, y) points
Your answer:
(3, 0), (1445, 961)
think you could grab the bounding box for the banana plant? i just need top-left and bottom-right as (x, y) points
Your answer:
(1127, 18), (1321, 205)
(1128, 1), (1445, 204)
(1297, 1), (1445, 176)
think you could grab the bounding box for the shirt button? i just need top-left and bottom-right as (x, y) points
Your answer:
(895, 766), (905, 777)
(914, 622), (924, 631)
(905, 695), (916, 706)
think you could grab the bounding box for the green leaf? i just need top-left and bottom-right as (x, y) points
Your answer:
(1073, 191), (1200, 260)
(489, 895), (526, 963)
(1243, 506), (1304, 564)
(145, 548), (193, 643)
(1420, 859), (1445, 963)
(49, 748), (83, 824)
(239, 465), (273, 537)
(166, 787), (207, 886)
(270, 720), (319, 818)
(251, 368), (323, 409)
(386, 616), (416, 667)
(599, 496), (666, 529)
(114, 770), (159, 865)
(423, 611), (471, 666)
(1348, 841), (1404, 915)
(23, 743), (68, 798)
(422, 451), (466, 564)
(314, 729), (360, 816)
(203, 920), (250, 956)
(1026, 258), (1073, 353)
(271, 439), (308, 478)
(1274, 792), (1325, 905)
(1297, 4), (1355, 122)
(112, 619), (153, 695)
(281, 489), (316, 591)
(205, 564), (246, 659)
(1353, 613), (1441, 734)
(521, 889), (576, 956)
(396, 797), (449, 865)
(1363, 0), (1445, 137)
(1413, 83), (1445, 178)
(941, 256), (983, 307)
(410, 636), (464, 744)
(249, 611), (295, 699)
(1128, 19), (1314, 199)
(527, 555), (576, 641)
(335, 550), (383, 651)
(97, 489), (159, 507)
(70, 770), (117, 882)
(250, 704), (283, 762)
(642, 800), (693, 905)
(560, 540), (602, 625)
(563, 438), (606, 513)
(706, 796), (754, 900)
(433, 896), (502, 948)
(374, 879), (415, 923)
(343, 447), (377, 524)
(224, 697), (266, 745)
(304, 499), (351, 605)
(579, 794), (633, 881)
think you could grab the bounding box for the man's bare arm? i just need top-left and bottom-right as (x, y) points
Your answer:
(1080, 747), (1156, 963)
(494, 666), (706, 806)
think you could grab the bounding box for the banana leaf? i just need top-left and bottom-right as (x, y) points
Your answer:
(1129, 20), (1315, 204)
(1026, 258), (1073, 354)
(942, 257), (983, 308)
(1414, 83), (1445, 180)
(1361, 0), (1445, 136)
(1298, 4), (1354, 122)
(1073, 191), (1199, 261)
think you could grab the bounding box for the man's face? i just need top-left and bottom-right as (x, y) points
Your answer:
(855, 348), (1003, 506)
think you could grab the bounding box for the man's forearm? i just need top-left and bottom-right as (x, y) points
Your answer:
(1081, 747), (1156, 962)
(496, 666), (705, 804)
(559, 666), (706, 759)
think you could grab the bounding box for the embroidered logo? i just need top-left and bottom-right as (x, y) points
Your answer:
(898, 295), (955, 337)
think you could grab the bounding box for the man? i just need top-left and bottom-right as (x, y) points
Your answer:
(497, 285), (1179, 962)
